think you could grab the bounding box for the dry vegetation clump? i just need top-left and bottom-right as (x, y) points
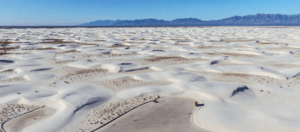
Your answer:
(198, 46), (225, 49)
(126, 41), (147, 44)
(0, 51), (29, 56)
(216, 39), (255, 43)
(35, 47), (58, 50)
(169, 38), (192, 42)
(267, 47), (300, 50)
(40, 39), (74, 44)
(222, 73), (250, 78)
(271, 63), (300, 68)
(138, 38), (149, 41)
(0, 69), (14, 74)
(0, 40), (14, 45)
(0, 47), (20, 51)
(47, 69), (109, 87)
(0, 76), (27, 83)
(72, 69), (109, 75)
(102, 77), (143, 89)
(54, 59), (77, 64)
(94, 40), (106, 42)
(257, 41), (287, 45)
(80, 43), (99, 46)
(106, 43), (130, 48)
(0, 104), (44, 128)
(199, 71), (300, 88)
(40, 39), (98, 45)
(99, 53), (137, 57)
(101, 76), (170, 90)
(55, 49), (80, 54)
(118, 38), (128, 41)
(173, 43), (190, 46)
(145, 56), (189, 63)
(77, 95), (160, 132)
(205, 52), (260, 58)
(0, 52), (11, 56)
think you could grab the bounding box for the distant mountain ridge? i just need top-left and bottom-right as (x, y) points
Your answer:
(79, 20), (123, 26)
(79, 14), (300, 26)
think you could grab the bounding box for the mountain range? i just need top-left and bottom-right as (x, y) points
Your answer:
(79, 14), (300, 26)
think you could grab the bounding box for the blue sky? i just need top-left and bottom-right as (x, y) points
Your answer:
(1, 0), (299, 26)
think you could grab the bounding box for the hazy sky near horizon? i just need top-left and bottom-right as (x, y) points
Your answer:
(1, 0), (299, 26)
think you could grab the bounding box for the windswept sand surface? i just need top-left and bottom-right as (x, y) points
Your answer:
(1, 27), (300, 132)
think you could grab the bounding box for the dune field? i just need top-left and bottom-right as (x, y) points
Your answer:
(1, 27), (300, 132)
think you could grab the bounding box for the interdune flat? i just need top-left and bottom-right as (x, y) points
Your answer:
(3, 107), (56, 132)
(99, 97), (208, 132)
(1, 27), (300, 132)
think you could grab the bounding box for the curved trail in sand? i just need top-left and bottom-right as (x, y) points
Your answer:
(193, 100), (210, 131)
(98, 97), (208, 132)
(1, 106), (45, 132)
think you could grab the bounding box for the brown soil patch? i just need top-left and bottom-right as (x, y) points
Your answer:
(40, 39), (75, 44)
(169, 39), (192, 42)
(0, 69), (14, 74)
(0, 52), (29, 56)
(0, 47), (20, 51)
(145, 34), (158, 36)
(267, 47), (300, 50)
(271, 63), (300, 68)
(47, 68), (109, 87)
(40, 39), (98, 45)
(0, 76), (27, 83)
(101, 77), (169, 90)
(138, 38), (150, 41)
(0, 42), (14, 45)
(72, 69), (108, 75)
(99, 52), (137, 57)
(118, 38), (129, 41)
(55, 60), (77, 64)
(81, 43), (99, 45)
(35, 48), (58, 50)
(198, 46), (225, 49)
(125, 41), (147, 44)
(141, 56), (206, 65)
(94, 40), (106, 42)
(258, 41), (287, 45)
(173, 44), (190, 46)
(102, 77), (143, 89)
(215, 39), (254, 43)
(222, 73), (250, 77)
(0, 52), (11, 56)
(145, 56), (189, 62)
(55, 50), (80, 54)
(0, 40), (16, 45)
(205, 52), (260, 58)
(106, 44), (129, 48)
(120, 35), (133, 37)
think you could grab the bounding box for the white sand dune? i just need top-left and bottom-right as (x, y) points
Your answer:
(1, 27), (300, 132)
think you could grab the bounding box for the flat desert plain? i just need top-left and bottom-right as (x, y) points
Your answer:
(0, 27), (300, 132)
